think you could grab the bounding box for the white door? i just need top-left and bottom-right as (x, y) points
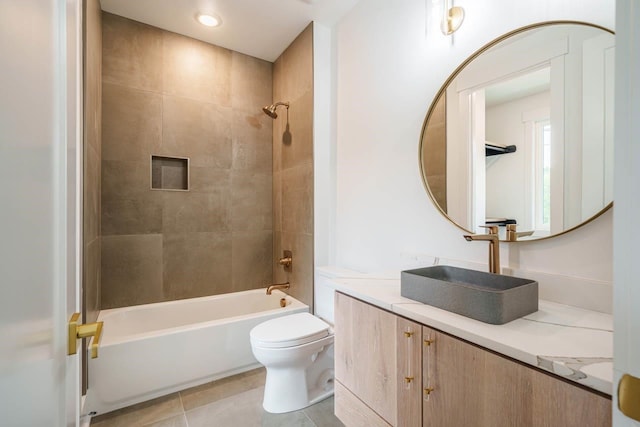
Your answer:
(613, 0), (640, 426)
(0, 1), (83, 426)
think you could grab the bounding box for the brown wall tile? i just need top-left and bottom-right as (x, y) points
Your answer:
(102, 83), (162, 162)
(232, 231), (273, 292)
(162, 31), (231, 105)
(102, 160), (152, 202)
(161, 95), (232, 168)
(231, 172), (272, 232)
(84, 0), (102, 324)
(281, 90), (313, 170)
(101, 15), (274, 308)
(163, 232), (232, 300)
(231, 110), (272, 174)
(162, 189), (230, 233)
(102, 198), (163, 236)
(273, 24), (313, 104)
(85, 237), (101, 324)
(101, 234), (164, 308)
(281, 163), (313, 235)
(231, 52), (273, 113)
(102, 13), (163, 92)
(271, 22), (314, 310)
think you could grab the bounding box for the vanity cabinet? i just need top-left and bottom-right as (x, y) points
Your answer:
(334, 292), (422, 426)
(334, 292), (612, 427)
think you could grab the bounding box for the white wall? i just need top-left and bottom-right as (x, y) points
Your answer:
(332, 0), (614, 311)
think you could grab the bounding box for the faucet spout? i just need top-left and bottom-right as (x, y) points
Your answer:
(463, 226), (501, 274)
(266, 282), (290, 295)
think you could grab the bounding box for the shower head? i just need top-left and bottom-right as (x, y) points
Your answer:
(262, 101), (289, 119)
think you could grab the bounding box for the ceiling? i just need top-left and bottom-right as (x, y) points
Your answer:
(100, 0), (359, 62)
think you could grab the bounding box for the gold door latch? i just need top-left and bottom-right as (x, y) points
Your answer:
(619, 373), (640, 422)
(68, 313), (103, 359)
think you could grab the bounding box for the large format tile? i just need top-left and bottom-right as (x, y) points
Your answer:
(281, 90), (314, 170)
(102, 198), (163, 236)
(189, 166), (230, 193)
(102, 13), (163, 92)
(231, 109), (272, 174)
(230, 51), (272, 114)
(281, 162), (313, 235)
(101, 160), (153, 202)
(231, 171), (272, 232)
(161, 95), (232, 168)
(84, 237), (101, 324)
(91, 393), (183, 427)
(180, 368), (266, 412)
(231, 231), (273, 292)
(185, 387), (265, 427)
(102, 83), (162, 162)
(262, 410), (316, 427)
(272, 171), (282, 233)
(162, 31), (231, 105)
(303, 397), (344, 427)
(85, 144), (101, 243)
(278, 231), (313, 308)
(162, 232), (232, 300)
(162, 190), (230, 233)
(101, 234), (163, 308)
(143, 414), (188, 427)
(273, 23), (313, 105)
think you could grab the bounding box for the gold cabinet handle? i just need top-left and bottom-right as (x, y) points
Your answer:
(424, 338), (434, 346)
(424, 387), (435, 395)
(619, 373), (640, 421)
(68, 312), (103, 359)
(404, 376), (414, 383)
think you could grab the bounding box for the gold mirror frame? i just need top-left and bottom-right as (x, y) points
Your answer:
(419, 20), (614, 242)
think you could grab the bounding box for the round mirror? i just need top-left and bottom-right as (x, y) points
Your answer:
(420, 21), (614, 241)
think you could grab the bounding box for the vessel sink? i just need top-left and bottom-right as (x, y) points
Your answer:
(400, 266), (538, 324)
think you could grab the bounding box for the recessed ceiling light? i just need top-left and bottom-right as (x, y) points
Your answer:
(196, 13), (222, 27)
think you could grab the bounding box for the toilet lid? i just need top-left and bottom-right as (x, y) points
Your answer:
(250, 312), (330, 348)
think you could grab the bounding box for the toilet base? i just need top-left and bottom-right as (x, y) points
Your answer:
(261, 340), (335, 414)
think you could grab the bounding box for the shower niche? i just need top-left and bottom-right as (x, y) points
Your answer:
(151, 155), (189, 191)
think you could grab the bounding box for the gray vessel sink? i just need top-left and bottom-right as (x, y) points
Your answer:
(400, 266), (538, 325)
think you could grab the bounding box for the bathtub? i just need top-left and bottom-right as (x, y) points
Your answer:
(85, 289), (307, 415)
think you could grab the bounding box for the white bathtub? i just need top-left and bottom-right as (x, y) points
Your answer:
(85, 289), (307, 415)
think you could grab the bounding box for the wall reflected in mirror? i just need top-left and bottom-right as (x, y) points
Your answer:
(420, 22), (614, 241)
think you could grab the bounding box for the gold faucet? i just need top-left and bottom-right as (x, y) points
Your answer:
(266, 282), (290, 295)
(463, 225), (501, 274)
(505, 224), (534, 242)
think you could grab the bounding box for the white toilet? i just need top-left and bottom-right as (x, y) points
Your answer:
(249, 312), (335, 413)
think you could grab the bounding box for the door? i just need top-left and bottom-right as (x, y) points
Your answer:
(613, 0), (640, 426)
(0, 0), (83, 426)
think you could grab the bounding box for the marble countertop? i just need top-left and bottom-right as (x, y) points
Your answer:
(325, 276), (613, 396)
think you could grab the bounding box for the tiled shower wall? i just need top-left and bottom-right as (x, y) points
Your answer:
(100, 13), (273, 308)
(272, 24), (314, 308)
(84, 0), (102, 323)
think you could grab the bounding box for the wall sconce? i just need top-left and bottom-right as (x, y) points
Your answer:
(441, 0), (464, 35)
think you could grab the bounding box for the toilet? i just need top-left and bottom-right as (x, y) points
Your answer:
(250, 312), (335, 413)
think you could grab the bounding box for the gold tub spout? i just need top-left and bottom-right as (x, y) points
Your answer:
(266, 282), (290, 295)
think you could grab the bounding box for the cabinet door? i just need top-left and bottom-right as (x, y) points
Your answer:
(423, 328), (611, 427)
(335, 293), (422, 426)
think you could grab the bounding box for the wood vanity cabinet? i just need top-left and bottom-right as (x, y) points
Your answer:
(334, 292), (612, 427)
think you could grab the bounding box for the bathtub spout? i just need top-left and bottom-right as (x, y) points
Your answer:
(266, 282), (290, 295)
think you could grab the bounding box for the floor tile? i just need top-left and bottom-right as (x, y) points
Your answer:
(90, 393), (183, 427)
(185, 387), (265, 427)
(179, 368), (266, 411)
(261, 410), (316, 427)
(143, 414), (188, 427)
(303, 397), (344, 427)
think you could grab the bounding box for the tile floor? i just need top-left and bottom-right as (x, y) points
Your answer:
(90, 368), (344, 427)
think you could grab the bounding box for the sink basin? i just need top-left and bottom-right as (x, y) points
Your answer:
(400, 266), (538, 324)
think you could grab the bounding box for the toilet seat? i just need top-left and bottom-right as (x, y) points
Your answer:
(250, 312), (331, 349)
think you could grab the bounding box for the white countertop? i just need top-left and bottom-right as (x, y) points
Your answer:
(325, 276), (613, 396)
